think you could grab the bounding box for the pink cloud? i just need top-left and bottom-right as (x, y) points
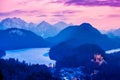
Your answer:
(37, 15), (48, 17)
(52, 14), (64, 17)
(53, 0), (120, 7)
(108, 14), (120, 17)
(0, 0), (120, 30)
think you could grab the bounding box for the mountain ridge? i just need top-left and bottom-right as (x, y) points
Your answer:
(0, 28), (50, 50)
(0, 17), (71, 38)
(46, 23), (120, 50)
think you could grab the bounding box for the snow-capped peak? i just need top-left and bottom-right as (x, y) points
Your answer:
(0, 17), (28, 29)
(37, 21), (53, 28)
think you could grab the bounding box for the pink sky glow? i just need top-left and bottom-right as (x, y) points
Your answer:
(0, 0), (120, 30)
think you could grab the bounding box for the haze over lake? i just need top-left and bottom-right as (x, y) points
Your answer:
(3, 48), (55, 66)
(3, 47), (120, 66)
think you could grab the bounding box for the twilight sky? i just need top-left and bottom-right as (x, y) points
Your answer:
(0, 0), (120, 30)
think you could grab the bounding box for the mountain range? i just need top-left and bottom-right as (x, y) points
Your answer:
(0, 17), (28, 30)
(0, 17), (120, 50)
(54, 21), (73, 31)
(0, 17), (72, 38)
(32, 21), (58, 38)
(47, 23), (120, 50)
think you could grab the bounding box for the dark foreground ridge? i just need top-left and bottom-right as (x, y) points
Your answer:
(0, 45), (120, 80)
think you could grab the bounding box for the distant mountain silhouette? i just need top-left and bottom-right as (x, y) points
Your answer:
(107, 28), (120, 37)
(106, 28), (120, 45)
(33, 21), (58, 38)
(47, 23), (120, 50)
(54, 21), (72, 31)
(0, 28), (49, 50)
(0, 17), (28, 30)
(0, 17), (74, 38)
(0, 17), (73, 38)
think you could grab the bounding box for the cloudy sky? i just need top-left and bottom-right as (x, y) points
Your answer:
(0, 0), (120, 30)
